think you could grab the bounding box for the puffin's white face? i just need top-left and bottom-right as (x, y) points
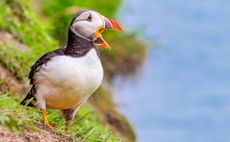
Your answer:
(70, 11), (104, 40)
(70, 10), (122, 50)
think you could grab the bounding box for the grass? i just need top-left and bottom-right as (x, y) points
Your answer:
(0, 91), (121, 142)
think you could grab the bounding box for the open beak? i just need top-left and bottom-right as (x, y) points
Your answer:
(94, 17), (122, 50)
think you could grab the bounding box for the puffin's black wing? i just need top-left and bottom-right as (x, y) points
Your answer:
(29, 47), (66, 84)
(20, 47), (66, 106)
(20, 85), (36, 106)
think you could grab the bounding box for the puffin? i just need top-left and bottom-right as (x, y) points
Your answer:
(20, 10), (122, 129)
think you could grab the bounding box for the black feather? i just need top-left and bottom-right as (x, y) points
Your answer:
(20, 85), (36, 107)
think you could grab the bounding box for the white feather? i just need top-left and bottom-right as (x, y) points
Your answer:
(34, 48), (103, 109)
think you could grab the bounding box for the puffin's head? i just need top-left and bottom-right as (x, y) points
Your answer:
(70, 10), (122, 50)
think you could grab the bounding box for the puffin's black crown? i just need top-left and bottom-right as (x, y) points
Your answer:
(70, 10), (89, 26)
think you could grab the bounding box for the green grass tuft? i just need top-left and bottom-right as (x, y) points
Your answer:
(0, 92), (121, 141)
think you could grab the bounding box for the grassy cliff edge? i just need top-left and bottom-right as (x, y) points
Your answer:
(0, 0), (146, 141)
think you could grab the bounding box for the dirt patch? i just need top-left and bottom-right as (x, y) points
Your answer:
(0, 127), (24, 142)
(0, 31), (26, 50)
(0, 31), (30, 95)
(0, 31), (24, 93)
(0, 126), (72, 142)
(0, 64), (21, 93)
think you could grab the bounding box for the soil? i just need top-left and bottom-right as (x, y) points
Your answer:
(0, 126), (72, 142)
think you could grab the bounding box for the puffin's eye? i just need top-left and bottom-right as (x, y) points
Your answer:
(87, 14), (92, 22)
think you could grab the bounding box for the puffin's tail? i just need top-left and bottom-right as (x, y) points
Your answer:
(20, 85), (36, 107)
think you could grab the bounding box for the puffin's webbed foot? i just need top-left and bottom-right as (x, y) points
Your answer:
(41, 109), (55, 130)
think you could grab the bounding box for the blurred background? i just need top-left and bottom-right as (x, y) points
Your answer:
(0, 0), (229, 142)
(115, 0), (230, 142)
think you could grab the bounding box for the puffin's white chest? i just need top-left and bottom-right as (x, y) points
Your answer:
(36, 49), (103, 109)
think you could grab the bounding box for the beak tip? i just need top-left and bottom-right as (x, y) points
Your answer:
(105, 18), (123, 32)
(117, 24), (123, 32)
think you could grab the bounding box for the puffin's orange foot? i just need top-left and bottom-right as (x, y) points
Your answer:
(44, 122), (56, 130)
(65, 120), (72, 131)
(41, 109), (55, 130)
(44, 121), (55, 130)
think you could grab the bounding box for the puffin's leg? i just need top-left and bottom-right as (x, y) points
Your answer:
(62, 108), (79, 130)
(41, 109), (55, 130)
(37, 96), (55, 130)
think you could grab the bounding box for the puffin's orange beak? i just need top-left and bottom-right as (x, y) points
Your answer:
(104, 18), (123, 32)
(94, 17), (122, 50)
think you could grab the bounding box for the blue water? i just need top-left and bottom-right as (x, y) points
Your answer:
(114, 0), (230, 142)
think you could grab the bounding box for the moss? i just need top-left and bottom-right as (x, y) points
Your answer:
(0, 0), (58, 82)
(0, 44), (31, 82)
